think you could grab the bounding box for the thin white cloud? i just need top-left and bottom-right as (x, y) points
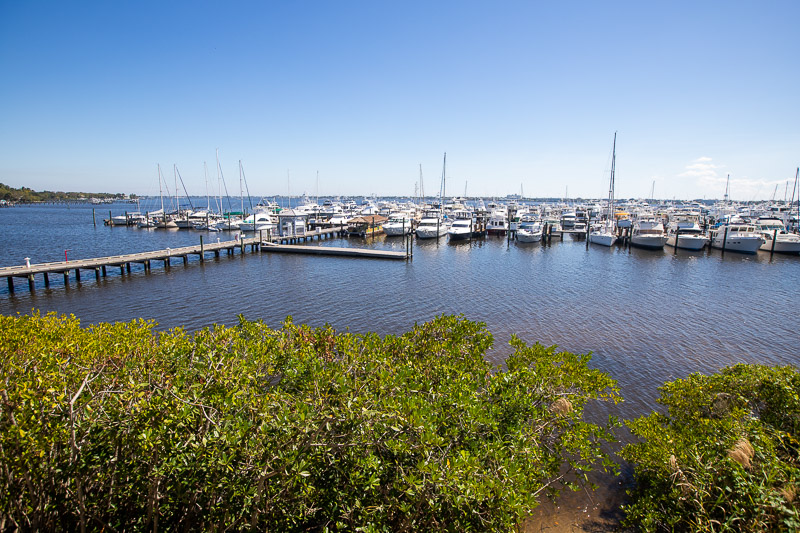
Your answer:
(678, 157), (720, 180)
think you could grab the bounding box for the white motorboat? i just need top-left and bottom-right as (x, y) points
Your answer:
(447, 217), (474, 241)
(752, 217), (800, 254)
(666, 221), (709, 250)
(486, 210), (509, 235)
(174, 211), (197, 229)
(415, 210), (449, 239)
(630, 218), (668, 249)
(709, 224), (764, 254)
(447, 210), (476, 241)
(239, 211), (278, 232)
(382, 213), (414, 236)
(516, 221), (543, 243)
(589, 222), (617, 247)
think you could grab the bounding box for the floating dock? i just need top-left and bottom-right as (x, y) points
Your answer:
(260, 244), (407, 260)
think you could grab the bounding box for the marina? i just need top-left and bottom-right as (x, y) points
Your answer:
(2, 199), (799, 530)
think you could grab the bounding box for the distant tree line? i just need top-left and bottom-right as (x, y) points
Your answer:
(0, 183), (133, 203)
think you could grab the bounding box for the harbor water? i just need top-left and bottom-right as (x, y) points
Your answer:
(2, 202), (799, 529)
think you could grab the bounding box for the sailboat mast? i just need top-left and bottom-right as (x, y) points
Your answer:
(724, 174), (730, 205)
(158, 164), (164, 213)
(239, 160), (244, 217)
(439, 152), (446, 209)
(792, 167), (799, 233)
(419, 164), (424, 202)
(609, 132), (616, 222)
(174, 164), (178, 213)
(204, 162), (210, 211)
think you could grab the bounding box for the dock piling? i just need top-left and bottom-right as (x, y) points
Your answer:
(770, 228), (778, 259)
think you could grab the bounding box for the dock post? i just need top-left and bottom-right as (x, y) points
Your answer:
(95, 268), (100, 281)
(28, 274), (34, 291)
(200, 235), (205, 262)
(93, 208), (96, 227)
(770, 228), (778, 259)
(75, 269), (81, 282)
(585, 223), (590, 249)
(7, 277), (13, 292)
(120, 265), (125, 275)
(102, 265), (107, 276)
(126, 262), (131, 273)
(673, 228), (680, 254)
(144, 260), (150, 272)
(43, 273), (49, 287)
(63, 271), (69, 284)
(721, 226), (729, 254)
(109, 210), (113, 226)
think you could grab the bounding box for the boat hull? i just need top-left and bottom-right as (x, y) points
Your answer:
(710, 237), (763, 254)
(630, 235), (667, 249)
(759, 238), (800, 254)
(415, 226), (448, 239)
(588, 233), (616, 247)
(383, 224), (413, 237)
(516, 231), (542, 243)
(666, 235), (708, 250)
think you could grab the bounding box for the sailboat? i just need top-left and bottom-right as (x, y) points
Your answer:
(416, 153), (450, 239)
(154, 164), (178, 229)
(589, 133), (618, 247)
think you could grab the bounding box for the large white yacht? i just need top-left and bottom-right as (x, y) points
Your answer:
(752, 217), (800, 254)
(665, 220), (709, 250)
(709, 224), (764, 254)
(382, 212), (415, 237)
(630, 218), (668, 249)
(415, 210), (449, 239)
(447, 211), (475, 241)
(516, 221), (543, 243)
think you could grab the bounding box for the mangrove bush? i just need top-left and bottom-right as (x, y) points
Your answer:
(0, 312), (620, 532)
(622, 363), (800, 532)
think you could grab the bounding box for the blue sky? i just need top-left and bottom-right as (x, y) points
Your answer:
(1, 1), (798, 200)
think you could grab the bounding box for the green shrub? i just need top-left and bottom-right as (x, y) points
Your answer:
(0, 312), (620, 532)
(621, 364), (800, 532)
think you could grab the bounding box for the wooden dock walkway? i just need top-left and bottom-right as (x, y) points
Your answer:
(1, 229), (410, 294)
(0, 236), (263, 293)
